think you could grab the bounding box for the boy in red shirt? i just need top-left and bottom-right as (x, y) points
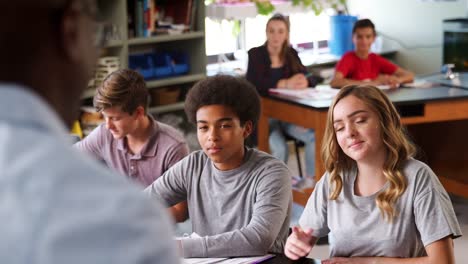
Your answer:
(330, 19), (414, 88)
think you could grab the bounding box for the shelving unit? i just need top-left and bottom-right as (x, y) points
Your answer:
(83, 0), (207, 116)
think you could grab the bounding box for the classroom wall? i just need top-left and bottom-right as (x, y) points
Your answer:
(347, 0), (466, 75)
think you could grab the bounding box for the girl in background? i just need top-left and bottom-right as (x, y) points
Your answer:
(246, 13), (318, 187)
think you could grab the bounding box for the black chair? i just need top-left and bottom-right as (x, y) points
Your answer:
(285, 133), (305, 178)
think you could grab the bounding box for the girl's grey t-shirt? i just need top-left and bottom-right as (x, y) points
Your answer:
(299, 158), (462, 258)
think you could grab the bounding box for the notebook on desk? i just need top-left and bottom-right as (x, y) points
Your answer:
(268, 87), (339, 100)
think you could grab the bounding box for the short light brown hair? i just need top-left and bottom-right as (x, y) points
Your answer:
(94, 69), (149, 114)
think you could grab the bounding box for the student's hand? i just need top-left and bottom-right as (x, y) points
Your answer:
(385, 75), (400, 88)
(287, 74), (308, 89)
(284, 226), (315, 260)
(374, 74), (400, 88)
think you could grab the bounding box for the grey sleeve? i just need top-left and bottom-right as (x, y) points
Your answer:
(73, 125), (104, 159)
(299, 172), (330, 238)
(144, 156), (189, 207)
(182, 164), (292, 258)
(44, 182), (179, 264)
(413, 168), (462, 246)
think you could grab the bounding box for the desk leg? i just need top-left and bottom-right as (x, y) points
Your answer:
(258, 112), (270, 153)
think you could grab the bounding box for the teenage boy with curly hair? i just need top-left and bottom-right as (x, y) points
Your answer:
(145, 75), (292, 258)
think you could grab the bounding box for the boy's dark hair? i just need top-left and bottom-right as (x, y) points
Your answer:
(185, 75), (261, 128)
(352, 18), (376, 35)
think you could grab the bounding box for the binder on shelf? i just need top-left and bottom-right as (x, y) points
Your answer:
(135, 0), (144, 37)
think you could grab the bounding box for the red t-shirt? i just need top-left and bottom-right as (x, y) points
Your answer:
(335, 51), (398, 81)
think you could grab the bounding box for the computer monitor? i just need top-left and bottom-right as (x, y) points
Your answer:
(443, 18), (468, 72)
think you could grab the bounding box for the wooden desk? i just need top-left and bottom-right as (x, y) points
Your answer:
(258, 86), (468, 205)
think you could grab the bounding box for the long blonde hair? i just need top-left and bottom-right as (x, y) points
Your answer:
(321, 85), (416, 221)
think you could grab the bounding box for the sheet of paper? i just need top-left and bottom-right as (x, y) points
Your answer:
(376, 84), (391, 90)
(182, 254), (274, 264)
(215, 254), (274, 264)
(269, 87), (339, 100)
(182, 257), (228, 264)
(402, 80), (433, 88)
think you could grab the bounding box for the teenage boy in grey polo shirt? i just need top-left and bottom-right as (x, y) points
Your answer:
(145, 75), (293, 258)
(75, 69), (189, 221)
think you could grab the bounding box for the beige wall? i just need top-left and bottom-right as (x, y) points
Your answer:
(347, 0), (466, 74)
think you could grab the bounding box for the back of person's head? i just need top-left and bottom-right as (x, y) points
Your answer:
(322, 85), (416, 220)
(352, 18), (376, 35)
(185, 75), (260, 128)
(0, 0), (97, 79)
(0, 0), (101, 128)
(94, 69), (149, 115)
(0, 1), (55, 79)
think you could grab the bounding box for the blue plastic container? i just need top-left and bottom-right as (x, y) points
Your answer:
(329, 15), (358, 56)
(152, 53), (173, 78)
(169, 52), (189, 75)
(128, 53), (155, 80)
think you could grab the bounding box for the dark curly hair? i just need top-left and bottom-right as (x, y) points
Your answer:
(185, 75), (261, 128)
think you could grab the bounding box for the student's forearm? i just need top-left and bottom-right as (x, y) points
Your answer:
(168, 201), (188, 223)
(180, 226), (274, 258)
(396, 72), (414, 84)
(394, 69), (414, 84)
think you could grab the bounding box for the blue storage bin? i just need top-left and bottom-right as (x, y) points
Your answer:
(169, 52), (189, 75)
(152, 53), (173, 78)
(329, 15), (358, 56)
(128, 53), (155, 80)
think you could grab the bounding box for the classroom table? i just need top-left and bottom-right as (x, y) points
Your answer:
(257, 86), (468, 205)
(422, 72), (468, 90)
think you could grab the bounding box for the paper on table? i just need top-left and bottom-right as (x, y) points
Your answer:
(182, 254), (274, 264)
(376, 84), (391, 90)
(402, 80), (433, 88)
(182, 257), (228, 264)
(268, 87), (339, 100)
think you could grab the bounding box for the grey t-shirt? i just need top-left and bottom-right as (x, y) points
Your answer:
(145, 148), (292, 258)
(299, 158), (462, 258)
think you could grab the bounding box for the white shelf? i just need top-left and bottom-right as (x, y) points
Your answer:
(146, 73), (206, 89)
(206, 1), (307, 19)
(81, 89), (95, 100)
(128, 31), (205, 45)
(149, 102), (185, 114)
(104, 39), (125, 48)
